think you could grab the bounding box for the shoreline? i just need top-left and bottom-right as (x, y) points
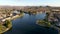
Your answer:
(0, 20), (12, 34)
(36, 20), (60, 34)
(2, 13), (24, 21)
(0, 13), (24, 34)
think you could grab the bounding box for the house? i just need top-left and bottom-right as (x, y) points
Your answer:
(13, 10), (20, 16)
(51, 9), (60, 14)
(2, 14), (6, 18)
(0, 15), (3, 19)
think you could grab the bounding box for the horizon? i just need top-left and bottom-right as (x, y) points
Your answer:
(0, 0), (60, 7)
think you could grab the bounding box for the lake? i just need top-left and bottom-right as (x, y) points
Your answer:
(4, 13), (58, 34)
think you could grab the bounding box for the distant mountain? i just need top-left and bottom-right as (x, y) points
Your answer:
(0, 6), (60, 12)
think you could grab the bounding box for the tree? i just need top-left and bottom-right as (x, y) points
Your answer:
(4, 20), (11, 28)
(45, 13), (50, 21)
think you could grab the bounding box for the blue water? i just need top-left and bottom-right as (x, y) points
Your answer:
(4, 13), (58, 34)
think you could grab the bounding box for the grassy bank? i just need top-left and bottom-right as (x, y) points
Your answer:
(11, 13), (24, 20)
(36, 20), (51, 27)
(36, 13), (51, 27)
(0, 20), (12, 34)
(0, 13), (24, 34)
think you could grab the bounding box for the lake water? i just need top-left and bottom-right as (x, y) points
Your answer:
(4, 13), (58, 34)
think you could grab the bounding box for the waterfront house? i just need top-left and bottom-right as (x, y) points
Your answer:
(51, 9), (60, 14)
(48, 15), (59, 24)
(13, 10), (20, 16)
(55, 22), (60, 27)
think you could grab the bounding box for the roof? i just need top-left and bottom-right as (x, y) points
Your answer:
(52, 9), (60, 12)
(13, 10), (20, 14)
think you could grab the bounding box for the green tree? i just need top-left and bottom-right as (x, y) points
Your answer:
(4, 20), (11, 28)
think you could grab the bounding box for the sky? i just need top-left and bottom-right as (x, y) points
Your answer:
(0, 0), (60, 6)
